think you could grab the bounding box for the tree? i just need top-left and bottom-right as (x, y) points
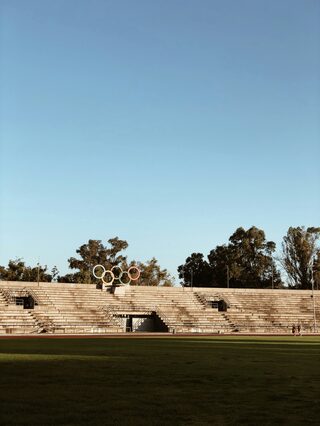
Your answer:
(134, 258), (174, 287)
(313, 251), (320, 290)
(281, 226), (320, 289)
(178, 227), (282, 288)
(51, 266), (59, 282)
(178, 253), (213, 287)
(225, 226), (281, 288)
(0, 259), (52, 282)
(58, 237), (174, 286)
(207, 244), (235, 287)
(58, 237), (128, 284)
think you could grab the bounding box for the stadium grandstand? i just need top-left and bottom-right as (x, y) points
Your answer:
(0, 281), (319, 335)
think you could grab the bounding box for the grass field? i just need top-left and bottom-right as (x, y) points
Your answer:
(0, 336), (319, 425)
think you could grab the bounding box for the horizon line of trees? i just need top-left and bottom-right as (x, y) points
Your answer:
(178, 226), (320, 290)
(0, 226), (319, 290)
(0, 237), (175, 287)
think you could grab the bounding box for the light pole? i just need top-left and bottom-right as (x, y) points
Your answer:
(270, 254), (275, 289)
(312, 278), (317, 333)
(226, 265), (230, 288)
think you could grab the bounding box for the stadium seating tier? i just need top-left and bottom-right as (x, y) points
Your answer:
(0, 282), (319, 334)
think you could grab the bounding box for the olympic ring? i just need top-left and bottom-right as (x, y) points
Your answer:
(102, 270), (114, 285)
(93, 265), (106, 280)
(93, 265), (114, 285)
(92, 264), (141, 286)
(128, 266), (140, 281)
(119, 271), (130, 285)
(111, 265), (123, 279)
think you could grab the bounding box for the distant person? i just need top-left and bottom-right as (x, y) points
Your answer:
(297, 324), (301, 336)
(292, 324), (296, 335)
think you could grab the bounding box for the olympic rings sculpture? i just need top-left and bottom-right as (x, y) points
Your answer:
(93, 264), (141, 286)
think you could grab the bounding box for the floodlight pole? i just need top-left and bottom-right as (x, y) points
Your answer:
(37, 262), (40, 287)
(226, 265), (230, 288)
(270, 255), (275, 289)
(312, 279), (317, 333)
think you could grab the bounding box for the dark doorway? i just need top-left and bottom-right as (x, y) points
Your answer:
(120, 313), (169, 332)
(15, 296), (35, 309)
(217, 300), (227, 312)
(210, 300), (227, 312)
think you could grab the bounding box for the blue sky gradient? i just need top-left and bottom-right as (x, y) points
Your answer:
(1, 0), (319, 280)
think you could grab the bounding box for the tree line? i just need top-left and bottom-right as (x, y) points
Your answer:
(0, 237), (174, 286)
(178, 226), (320, 290)
(0, 226), (319, 289)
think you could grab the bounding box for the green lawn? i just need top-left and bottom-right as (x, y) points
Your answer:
(0, 336), (319, 425)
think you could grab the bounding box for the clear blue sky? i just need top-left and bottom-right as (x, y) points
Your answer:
(0, 0), (319, 281)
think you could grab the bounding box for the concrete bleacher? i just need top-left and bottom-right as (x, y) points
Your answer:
(0, 281), (319, 334)
(0, 283), (123, 334)
(115, 286), (234, 333)
(195, 288), (320, 333)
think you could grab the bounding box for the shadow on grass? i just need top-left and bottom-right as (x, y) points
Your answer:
(0, 338), (320, 425)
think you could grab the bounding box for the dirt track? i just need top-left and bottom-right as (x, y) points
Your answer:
(0, 332), (310, 339)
